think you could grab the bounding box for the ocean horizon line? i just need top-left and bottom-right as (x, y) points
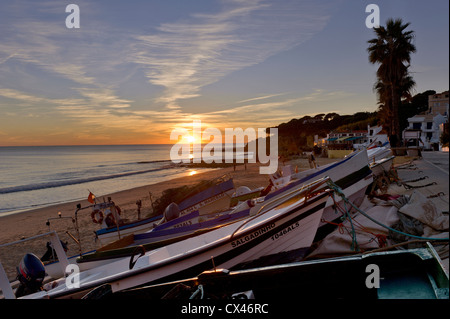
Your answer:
(0, 142), (256, 148)
(0, 143), (172, 148)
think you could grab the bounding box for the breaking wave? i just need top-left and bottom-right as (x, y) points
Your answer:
(0, 166), (174, 195)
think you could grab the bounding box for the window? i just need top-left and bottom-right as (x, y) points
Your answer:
(413, 123), (421, 130)
(427, 122), (433, 129)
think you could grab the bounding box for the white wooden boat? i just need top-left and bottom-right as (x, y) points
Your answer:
(367, 146), (392, 163)
(94, 177), (235, 245)
(370, 155), (395, 176)
(74, 200), (258, 269)
(43, 183), (264, 280)
(16, 177), (332, 299)
(269, 150), (373, 233)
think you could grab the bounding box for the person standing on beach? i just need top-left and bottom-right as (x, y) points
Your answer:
(308, 152), (317, 169)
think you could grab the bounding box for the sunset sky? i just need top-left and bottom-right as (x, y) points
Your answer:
(0, 0), (448, 146)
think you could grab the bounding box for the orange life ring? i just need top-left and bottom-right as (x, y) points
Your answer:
(91, 209), (104, 224)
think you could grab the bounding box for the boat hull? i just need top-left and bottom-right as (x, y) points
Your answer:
(370, 155), (395, 176)
(367, 146), (392, 163)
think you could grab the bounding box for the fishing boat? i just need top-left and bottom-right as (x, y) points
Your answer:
(93, 243), (448, 300)
(269, 150), (373, 237)
(370, 155), (395, 177)
(42, 179), (263, 279)
(94, 177), (236, 245)
(367, 146), (392, 163)
(74, 199), (259, 269)
(230, 186), (264, 207)
(10, 176), (332, 299)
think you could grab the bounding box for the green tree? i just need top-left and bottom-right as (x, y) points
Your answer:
(368, 18), (416, 143)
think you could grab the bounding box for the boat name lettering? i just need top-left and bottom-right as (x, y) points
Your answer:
(173, 220), (193, 228)
(231, 223), (276, 248)
(271, 221), (300, 241)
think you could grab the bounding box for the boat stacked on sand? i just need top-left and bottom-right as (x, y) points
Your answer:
(269, 150), (373, 232)
(69, 150), (373, 271)
(42, 177), (263, 279)
(74, 199), (261, 270)
(12, 176), (333, 299)
(367, 145), (393, 163)
(369, 155), (395, 177)
(93, 176), (237, 245)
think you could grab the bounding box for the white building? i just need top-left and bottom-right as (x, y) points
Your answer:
(403, 112), (447, 150)
(403, 91), (449, 150)
(352, 125), (389, 150)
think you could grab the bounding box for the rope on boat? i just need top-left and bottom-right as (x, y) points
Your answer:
(326, 192), (390, 251)
(326, 180), (450, 242)
(328, 192), (359, 251)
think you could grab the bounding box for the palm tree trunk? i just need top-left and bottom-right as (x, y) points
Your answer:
(391, 85), (400, 142)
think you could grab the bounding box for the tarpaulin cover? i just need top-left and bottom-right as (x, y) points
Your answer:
(307, 191), (449, 260)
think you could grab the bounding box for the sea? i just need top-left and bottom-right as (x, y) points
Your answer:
(0, 144), (216, 217)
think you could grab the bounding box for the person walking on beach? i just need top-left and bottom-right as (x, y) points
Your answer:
(308, 152), (317, 169)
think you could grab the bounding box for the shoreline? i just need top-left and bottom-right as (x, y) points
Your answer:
(0, 165), (216, 218)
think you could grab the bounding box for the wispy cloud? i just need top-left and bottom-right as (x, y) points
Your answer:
(237, 93), (291, 104)
(130, 0), (332, 111)
(0, 0), (336, 144)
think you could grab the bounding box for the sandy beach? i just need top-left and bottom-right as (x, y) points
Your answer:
(0, 157), (337, 281)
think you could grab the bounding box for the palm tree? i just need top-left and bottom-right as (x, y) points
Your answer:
(368, 18), (416, 143)
(374, 74), (416, 133)
(373, 79), (392, 130)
